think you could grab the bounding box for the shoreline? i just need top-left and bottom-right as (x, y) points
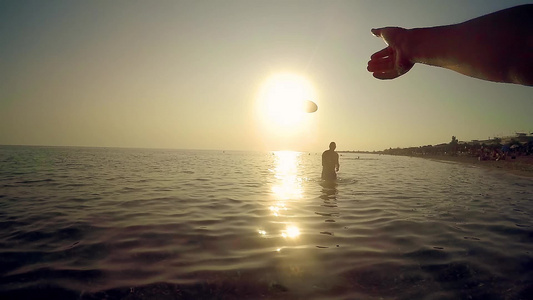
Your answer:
(412, 154), (533, 179)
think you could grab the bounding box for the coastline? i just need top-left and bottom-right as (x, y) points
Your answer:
(414, 154), (533, 179)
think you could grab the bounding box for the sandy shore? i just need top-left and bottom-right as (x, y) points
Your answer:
(415, 154), (533, 179)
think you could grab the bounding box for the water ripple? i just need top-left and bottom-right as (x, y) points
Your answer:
(1, 147), (532, 299)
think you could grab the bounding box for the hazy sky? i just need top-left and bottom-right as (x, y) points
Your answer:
(1, 0), (531, 151)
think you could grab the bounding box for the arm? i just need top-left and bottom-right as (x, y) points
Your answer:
(367, 4), (533, 86)
(335, 154), (340, 172)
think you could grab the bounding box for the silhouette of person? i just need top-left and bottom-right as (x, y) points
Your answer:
(322, 142), (340, 180)
(367, 4), (533, 86)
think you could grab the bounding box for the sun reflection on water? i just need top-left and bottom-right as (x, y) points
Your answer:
(268, 151), (304, 244)
(270, 150), (303, 203)
(282, 225), (301, 238)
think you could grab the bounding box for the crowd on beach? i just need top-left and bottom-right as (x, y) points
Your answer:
(476, 143), (532, 161)
(381, 135), (533, 162)
(378, 136), (533, 178)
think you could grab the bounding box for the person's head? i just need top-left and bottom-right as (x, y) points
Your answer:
(329, 142), (336, 150)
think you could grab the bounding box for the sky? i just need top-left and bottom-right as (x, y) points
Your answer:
(1, 0), (531, 152)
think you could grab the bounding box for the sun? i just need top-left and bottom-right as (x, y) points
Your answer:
(255, 73), (317, 139)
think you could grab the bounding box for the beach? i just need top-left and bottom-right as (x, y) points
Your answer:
(415, 154), (533, 179)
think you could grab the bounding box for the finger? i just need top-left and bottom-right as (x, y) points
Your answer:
(372, 70), (401, 80)
(367, 58), (395, 72)
(370, 47), (393, 60)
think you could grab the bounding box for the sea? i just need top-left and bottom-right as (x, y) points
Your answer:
(0, 145), (532, 300)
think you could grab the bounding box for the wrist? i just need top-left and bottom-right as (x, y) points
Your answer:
(407, 25), (460, 66)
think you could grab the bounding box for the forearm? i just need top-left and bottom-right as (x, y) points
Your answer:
(406, 25), (464, 73)
(406, 5), (533, 85)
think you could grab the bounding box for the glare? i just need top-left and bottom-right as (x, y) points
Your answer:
(271, 151), (303, 201)
(282, 226), (301, 238)
(268, 151), (303, 246)
(269, 203), (288, 217)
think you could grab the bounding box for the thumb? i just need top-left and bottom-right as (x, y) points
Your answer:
(371, 28), (383, 37)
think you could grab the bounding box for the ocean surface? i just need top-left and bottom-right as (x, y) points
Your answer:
(0, 146), (532, 300)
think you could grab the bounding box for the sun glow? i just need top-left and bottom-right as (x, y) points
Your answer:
(255, 73), (317, 144)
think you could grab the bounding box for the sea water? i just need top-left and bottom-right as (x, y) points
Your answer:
(0, 146), (532, 299)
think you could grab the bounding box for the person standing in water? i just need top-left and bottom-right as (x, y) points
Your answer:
(322, 142), (340, 180)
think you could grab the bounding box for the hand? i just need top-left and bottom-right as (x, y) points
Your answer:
(367, 27), (414, 80)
